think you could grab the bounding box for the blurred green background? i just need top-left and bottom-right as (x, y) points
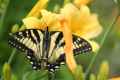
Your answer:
(0, 0), (120, 80)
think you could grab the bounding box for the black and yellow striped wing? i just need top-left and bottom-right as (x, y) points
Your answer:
(8, 29), (92, 71)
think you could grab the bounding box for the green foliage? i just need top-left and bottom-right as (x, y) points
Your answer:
(0, 0), (10, 37)
(55, 66), (74, 80)
(21, 71), (49, 80)
(1, 61), (110, 80)
(0, 0), (120, 80)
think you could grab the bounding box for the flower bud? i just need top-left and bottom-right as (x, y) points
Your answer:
(3, 63), (12, 80)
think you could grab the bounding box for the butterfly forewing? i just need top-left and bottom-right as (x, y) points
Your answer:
(9, 29), (43, 56)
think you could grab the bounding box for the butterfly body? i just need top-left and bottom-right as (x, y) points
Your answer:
(8, 27), (92, 71)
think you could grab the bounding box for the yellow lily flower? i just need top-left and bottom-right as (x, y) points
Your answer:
(23, 17), (46, 29)
(24, 3), (102, 39)
(60, 3), (102, 39)
(23, 3), (102, 52)
(22, 1), (102, 74)
(60, 3), (102, 52)
(41, 3), (102, 51)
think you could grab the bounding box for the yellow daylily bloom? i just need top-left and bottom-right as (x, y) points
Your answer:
(24, 3), (102, 40)
(23, 3), (102, 52)
(22, 1), (102, 74)
(39, 4), (102, 40)
(60, 3), (102, 39)
(60, 3), (102, 52)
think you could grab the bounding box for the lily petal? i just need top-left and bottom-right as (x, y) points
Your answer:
(41, 9), (62, 31)
(61, 4), (102, 39)
(23, 17), (47, 29)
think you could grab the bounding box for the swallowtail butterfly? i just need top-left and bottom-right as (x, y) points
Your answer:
(8, 27), (92, 72)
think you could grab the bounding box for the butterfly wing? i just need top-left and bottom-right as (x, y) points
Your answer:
(42, 32), (64, 71)
(47, 31), (92, 71)
(8, 29), (44, 70)
(72, 35), (92, 55)
(49, 32), (92, 58)
(8, 29), (65, 71)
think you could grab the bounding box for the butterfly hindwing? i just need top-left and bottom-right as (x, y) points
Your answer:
(72, 35), (92, 55)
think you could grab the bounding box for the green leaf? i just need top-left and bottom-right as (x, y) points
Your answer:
(55, 66), (74, 80)
(22, 70), (49, 80)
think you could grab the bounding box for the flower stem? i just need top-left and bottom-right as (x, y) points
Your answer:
(85, 13), (119, 77)
(8, 49), (16, 64)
